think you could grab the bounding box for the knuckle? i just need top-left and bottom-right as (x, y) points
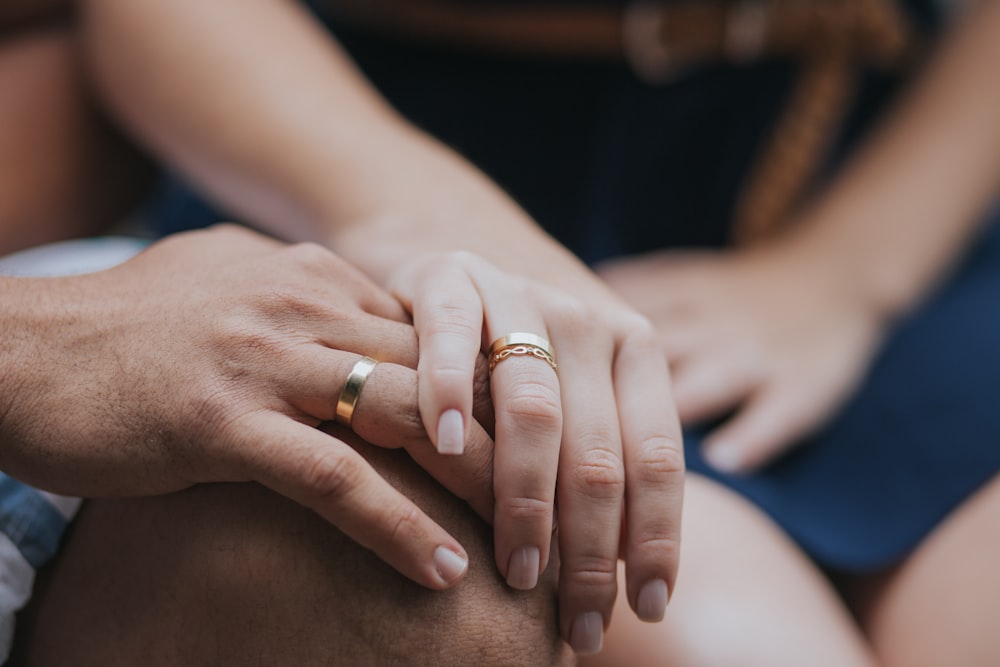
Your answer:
(388, 504), (423, 546)
(234, 328), (289, 357)
(424, 365), (471, 396)
(503, 384), (562, 434)
(633, 435), (685, 483)
(287, 241), (334, 267)
(630, 534), (681, 568)
(443, 250), (492, 275)
(562, 554), (619, 591)
(621, 315), (658, 347)
(445, 249), (482, 265)
(569, 448), (625, 499)
(551, 295), (591, 331)
(253, 288), (330, 323)
(420, 301), (480, 339)
(498, 494), (553, 524)
(302, 448), (362, 504)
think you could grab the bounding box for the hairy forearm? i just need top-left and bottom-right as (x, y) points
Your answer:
(80, 0), (594, 290)
(782, 0), (1000, 320)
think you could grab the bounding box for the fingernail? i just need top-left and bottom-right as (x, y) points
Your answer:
(437, 409), (464, 455)
(703, 441), (742, 473)
(569, 612), (604, 655)
(433, 546), (468, 586)
(637, 578), (668, 622)
(505, 545), (540, 590)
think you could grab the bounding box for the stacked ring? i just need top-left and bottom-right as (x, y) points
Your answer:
(335, 356), (379, 427)
(488, 333), (557, 374)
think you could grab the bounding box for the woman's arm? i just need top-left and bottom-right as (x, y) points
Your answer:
(603, 0), (1000, 472)
(79, 0), (592, 289)
(780, 0), (1000, 321)
(80, 0), (684, 653)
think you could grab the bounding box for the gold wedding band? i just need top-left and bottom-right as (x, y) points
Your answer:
(488, 333), (557, 374)
(336, 356), (379, 427)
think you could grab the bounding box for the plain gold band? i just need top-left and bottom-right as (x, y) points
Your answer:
(336, 356), (379, 427)
(488, 333), (557, 374)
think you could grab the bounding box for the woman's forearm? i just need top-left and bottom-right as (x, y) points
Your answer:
(781, 0), (1000, 320)
(80, 0), (594, 289)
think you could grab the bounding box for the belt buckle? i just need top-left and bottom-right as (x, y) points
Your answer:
(623, 3), (674, 84)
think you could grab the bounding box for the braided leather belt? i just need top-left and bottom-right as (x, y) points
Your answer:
(322, 0), (920, 243)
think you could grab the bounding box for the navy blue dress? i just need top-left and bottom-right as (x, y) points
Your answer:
(152, 2), (1000, 573)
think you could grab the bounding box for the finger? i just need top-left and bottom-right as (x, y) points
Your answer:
(409, 264), (484, 456)
(279, 241), (410, 323)
(701, 381), (824, 473)
(236, 412), (469, 590)
(312, 313), (419, 370)
(279, 324), (417, 424)
(467, 261), (561, 594)
(614, 329), (684, 626)
(282, 347), (496, 520)
(471, 352), (496, 439)
(670, 353), (759, 426)
(331, 358), (495, 522)
(549, 321), (623, 655)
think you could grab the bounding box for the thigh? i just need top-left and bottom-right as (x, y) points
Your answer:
(11, 440), (573, 667)
(854, 472), (1000, 667)
(585, 475), (876, 667)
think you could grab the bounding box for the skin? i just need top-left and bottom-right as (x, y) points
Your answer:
(584, 476), (878, 667)
(80, 0), (685, 652)
(0, 225), (505, 591)
(600, 0), (1000, 473)
(12, 440), (573, 666)
(0, 24), (151, 256)
(0, 22), (570, 662)
(6, 0), (998, 663)
(593, 1), (1000, 664)
(858, 474), (1000, 667)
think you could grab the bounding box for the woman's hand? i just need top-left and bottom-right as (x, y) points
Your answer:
(0, 225), (498, 591)
(599, 243), (885, 474)
(388, 251), (684, 654)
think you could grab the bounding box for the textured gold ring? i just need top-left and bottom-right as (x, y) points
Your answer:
(336, 356), (379, 427)
(488, 333), (557, 374)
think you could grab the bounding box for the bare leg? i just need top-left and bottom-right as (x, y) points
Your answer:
(11, 441), (572, 666)
(854, 473), (1000, 667)
(585, 475), (877, 667)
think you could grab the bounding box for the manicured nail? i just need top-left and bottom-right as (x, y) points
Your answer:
(703, 441), (742, 473)
(433, 546), (468, 586)
(437, 409), (464, 455)
(637, 579), (668, 622)
(569, 612), (604, 655)
(505, 545), (540, 590)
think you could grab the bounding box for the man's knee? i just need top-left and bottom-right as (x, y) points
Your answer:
(14, 443), (573, 666)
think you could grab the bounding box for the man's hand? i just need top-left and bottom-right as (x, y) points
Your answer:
(0, 225), (494, 590)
